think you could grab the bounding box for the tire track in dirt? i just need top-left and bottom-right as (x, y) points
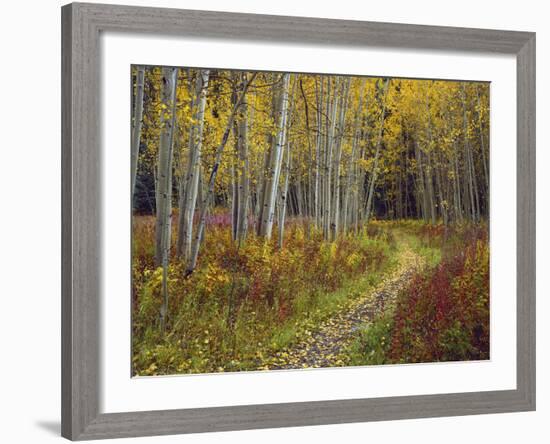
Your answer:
(260, 243), (424, 370)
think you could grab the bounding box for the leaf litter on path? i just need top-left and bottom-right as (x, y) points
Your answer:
(258, 244), (425, 370)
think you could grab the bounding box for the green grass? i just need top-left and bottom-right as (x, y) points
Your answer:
(132, 219), (486, 375)
(343, 221), (489, 367)
(132, 222), (400, 375)
(266, 254), (399, 354)
(342, 228), (441, 368)
(405, 233), (442, 268)
(346, 314), (394, 366)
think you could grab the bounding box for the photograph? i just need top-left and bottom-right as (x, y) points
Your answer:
(0, 1), (540, 442)
(131, 66), (490, 376)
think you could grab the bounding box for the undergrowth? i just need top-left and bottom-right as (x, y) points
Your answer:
(347, 221), (489, 366)
(132, 215), (396, 375)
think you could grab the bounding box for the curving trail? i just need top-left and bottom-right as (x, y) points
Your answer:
(261, 241), (424, 370)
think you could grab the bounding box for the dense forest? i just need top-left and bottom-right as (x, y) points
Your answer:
(131, 66), (490, 376)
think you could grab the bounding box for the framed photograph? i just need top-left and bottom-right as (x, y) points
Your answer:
(61, 2), (535, 440)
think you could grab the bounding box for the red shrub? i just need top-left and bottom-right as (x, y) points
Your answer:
(389, 237), (489, 363)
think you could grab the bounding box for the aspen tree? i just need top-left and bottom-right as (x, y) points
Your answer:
(258, 73), (291, 240)
(365, 78), (390, 222)
(343, 78), (367, 233)
(185, 73), (257, 277)
(236, 71), (250, 243)
(131, 66), (145, 200)
(176, 69), (210, 259)
(155, 67), (178, 328)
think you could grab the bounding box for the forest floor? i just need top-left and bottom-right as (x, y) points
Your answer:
(133, 220), (489, 375)
(261, 235), (425, 370)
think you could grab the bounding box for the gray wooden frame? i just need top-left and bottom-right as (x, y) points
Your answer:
(61, 2), (536, 440)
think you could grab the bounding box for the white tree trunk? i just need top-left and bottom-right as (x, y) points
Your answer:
(258, 73), (291, 240)
(154, 67), (178, 328)
(343, 79), (366, 233)
(278, 142), (291, 249)
(131, 66), (145, 200)
(314, 77), (323, 228)
(185, 73), (257, 276)
(323, 77), (340, 239)
(331, 78), (350, 239)
(365, 78), (390, 223)
(236, 72), (250, 244)
(176, 70), (210, 259)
